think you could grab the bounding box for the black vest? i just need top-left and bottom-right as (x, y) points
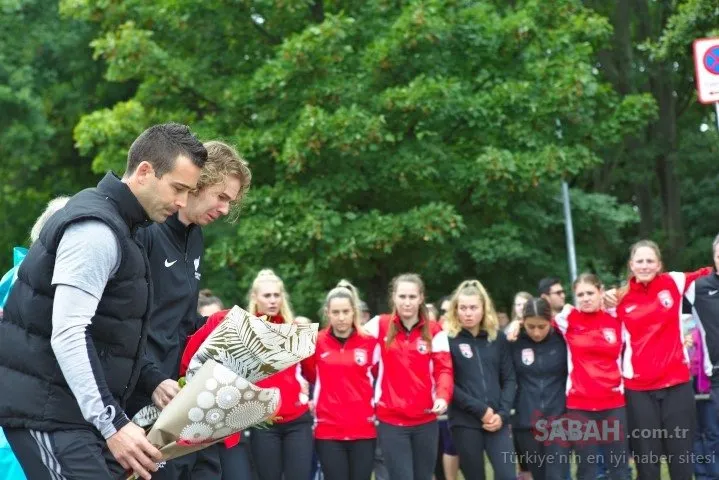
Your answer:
(0, 173), (153, 431)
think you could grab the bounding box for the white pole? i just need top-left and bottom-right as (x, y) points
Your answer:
(715, 102), (719, 132)
(562, 181), (578, 283)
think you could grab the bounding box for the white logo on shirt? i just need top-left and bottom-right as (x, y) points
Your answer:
(320, 352), (331, 358)
(602, 328), (617, 344)
(625, 305), (637, 313)
(354, 349), (368, 366)
(658, 289), (674, 309)
(521, 348), (534, 365)
(709, 290), (718, 296)
(164, 259), (177, 267)
(194, 257), (201, 280)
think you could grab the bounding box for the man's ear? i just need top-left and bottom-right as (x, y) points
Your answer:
(134, 161), (155, 184)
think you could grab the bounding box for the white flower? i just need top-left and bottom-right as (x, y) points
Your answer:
(188, 407), (204, 423)
(197, 391), (215, 409)
(234, 377), (249, 389)
(214, 364), (238, 385)
(216, 386), (241, 409)
(227, 402), (266, 430)
(205, 378), (218, 391)
(180, 422), (212, 443)
(205, 408), (225, 425)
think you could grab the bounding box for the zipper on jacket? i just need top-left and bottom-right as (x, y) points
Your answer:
(473, 339), (489, 404)
(184, 229), (192, 290)
(538, 346), (545, 411)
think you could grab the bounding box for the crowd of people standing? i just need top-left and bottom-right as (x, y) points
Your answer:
(0, 123), (719, 480)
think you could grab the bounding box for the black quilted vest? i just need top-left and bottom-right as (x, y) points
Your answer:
(0, 173), (153, 431)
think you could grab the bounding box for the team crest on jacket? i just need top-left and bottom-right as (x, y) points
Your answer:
(602, 328), (617, 344)
(416, 340), (429, 354)
(354, 348), (367, 366)
(459, 343), (473, 358)
(522, 348), (534, 365)
(658, 289), (674, 309)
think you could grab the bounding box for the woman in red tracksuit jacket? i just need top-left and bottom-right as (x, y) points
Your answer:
(302, 284), (379, 480)
(364, 273), (454, 480)
(553, 273), (630, 480)
(614, 240), (712, 480)
(183, 269), (312, 480)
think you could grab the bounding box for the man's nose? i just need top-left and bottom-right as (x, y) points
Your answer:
(176, 192), (188, 208)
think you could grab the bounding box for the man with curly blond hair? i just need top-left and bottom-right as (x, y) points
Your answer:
(128, 140), (252, 480)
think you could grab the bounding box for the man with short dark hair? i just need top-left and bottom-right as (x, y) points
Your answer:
(0, 123), (207, 480)
(538, 277), (566, 316)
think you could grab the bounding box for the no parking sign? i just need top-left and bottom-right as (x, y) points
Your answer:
(693, 38), (719, 104)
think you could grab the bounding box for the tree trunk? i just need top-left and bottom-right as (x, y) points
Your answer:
(647, 0), (684, 264)
(309, 0), (324, 23)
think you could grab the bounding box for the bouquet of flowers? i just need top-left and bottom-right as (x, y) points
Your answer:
(130, 306), (318, 472)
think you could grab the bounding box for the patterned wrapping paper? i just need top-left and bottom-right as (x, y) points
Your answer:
(146, 359), (280, 460)
(128, 306), (318, 478)
(186, 306), (318, 383)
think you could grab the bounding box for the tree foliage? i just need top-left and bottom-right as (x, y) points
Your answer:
(0, 0), (133, 268)
(56, 0), (654, 313)
(12, 0), (719, 315)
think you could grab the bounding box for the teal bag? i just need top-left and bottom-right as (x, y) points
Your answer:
(0, 247), (27, 309)
(0, 247), (29, 480)
(0, 428), (26, 480)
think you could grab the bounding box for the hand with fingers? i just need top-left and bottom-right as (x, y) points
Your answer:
(505, 320), (522, 342)
(107, 422), (162, 480)
(482, 413), (503, 432)
(151, 379), (180, 410)
(431, 398), (448, 415)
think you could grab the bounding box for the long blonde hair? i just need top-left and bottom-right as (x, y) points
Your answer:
(322, 286), (364, 334)
(247, 269), (295, 323)
(385, 273), (431, 347)
(444, 279), (500, 341)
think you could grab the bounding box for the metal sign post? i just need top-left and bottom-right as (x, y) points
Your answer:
(562, 181), (578, 283)
(555, 118), (578, 283)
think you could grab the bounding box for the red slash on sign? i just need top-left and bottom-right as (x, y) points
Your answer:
(704, 47), (719, 75)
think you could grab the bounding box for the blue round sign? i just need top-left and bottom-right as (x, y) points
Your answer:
(703, 46), (719, 75)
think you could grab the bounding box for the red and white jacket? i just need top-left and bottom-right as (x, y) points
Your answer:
(554, 307), (624, 411)
(618, 268), (712, 391)
(364, 314), (453, 427)
(302, 328), (378, 440)
(180, 310), (308, 448)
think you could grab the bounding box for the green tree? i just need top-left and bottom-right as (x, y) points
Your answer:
(66, 0), (653, 313)
(580, 0), (719, 267)
(0, 0), (134, 273)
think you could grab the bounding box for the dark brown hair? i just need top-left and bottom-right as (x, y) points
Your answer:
(125, 123), (207, 177)
(385, 273), (431, 347)
(522, 297), (552, 322)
